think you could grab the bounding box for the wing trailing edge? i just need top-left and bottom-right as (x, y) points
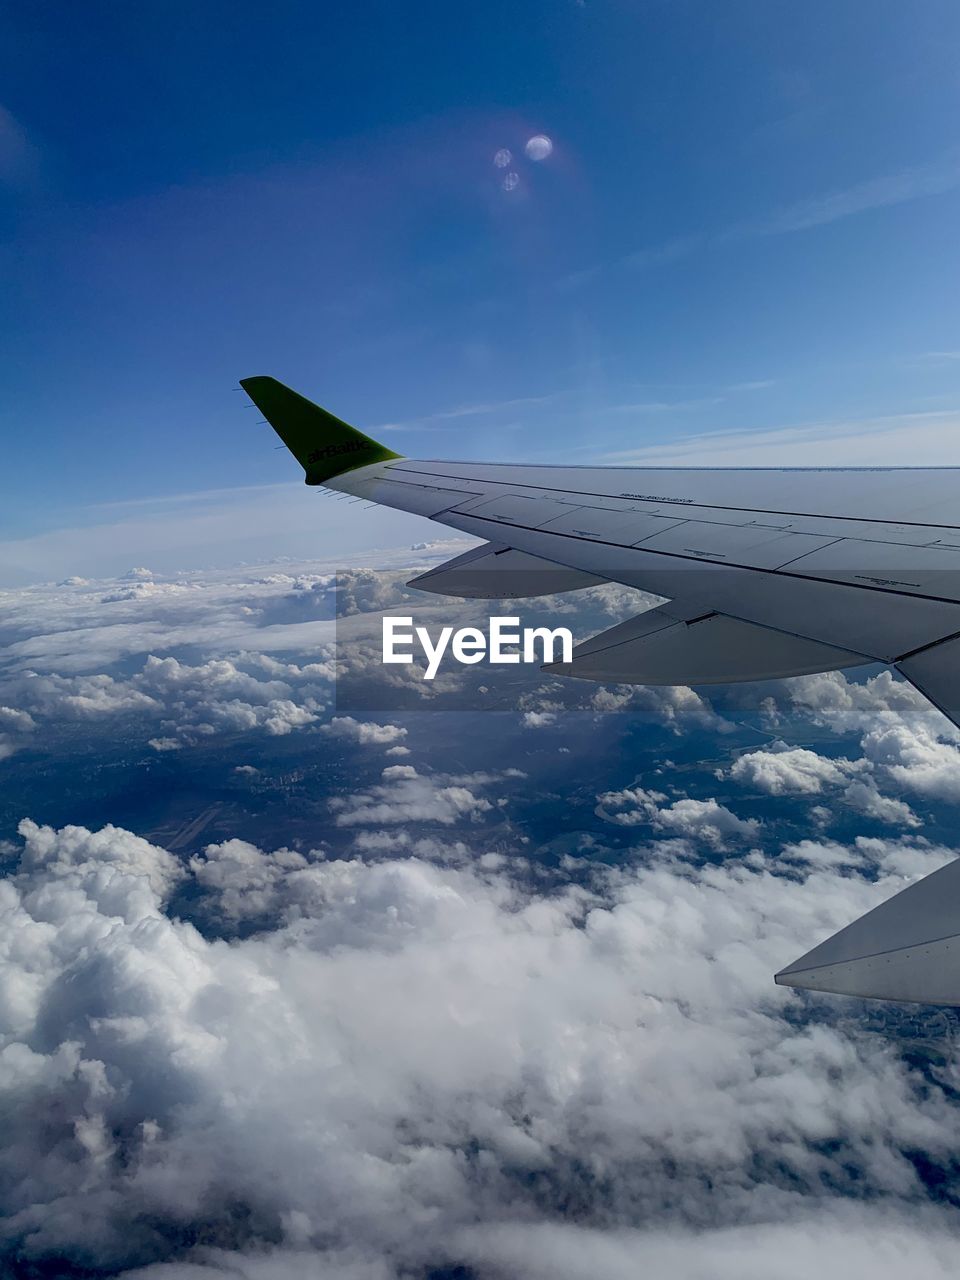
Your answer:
(543, 607), (872, 685)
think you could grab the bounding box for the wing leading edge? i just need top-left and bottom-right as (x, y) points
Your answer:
(242, 376), (960, 1007)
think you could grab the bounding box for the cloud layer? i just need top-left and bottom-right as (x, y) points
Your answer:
(2, 817), (959, 1278)
(2, 557), (960, 1276)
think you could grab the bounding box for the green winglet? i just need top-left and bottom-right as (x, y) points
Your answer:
(240, 376), (402, 484)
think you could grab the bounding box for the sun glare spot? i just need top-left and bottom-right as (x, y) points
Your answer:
(524, 134), (553, 161)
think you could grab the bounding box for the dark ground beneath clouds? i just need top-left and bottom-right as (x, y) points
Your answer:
(2, 552), (960, 1277)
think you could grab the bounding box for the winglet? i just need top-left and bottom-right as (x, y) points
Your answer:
(240, 376), (402, 484)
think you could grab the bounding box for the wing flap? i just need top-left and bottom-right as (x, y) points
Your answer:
(897, 634), (960, 728)
(776, 856), (960, 1005)
(408, 542), (605, 599)
(544, 608), (871, 684)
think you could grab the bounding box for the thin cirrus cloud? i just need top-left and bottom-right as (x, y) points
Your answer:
(748, 149), (960, 236)
(0, 103), (39, 187)
(725, 379), (777, 392)
(374, 391), (568, 432)
(565, 148), (960, 290)
(598, 407), (960, 468)
(606, 396), (725, 414)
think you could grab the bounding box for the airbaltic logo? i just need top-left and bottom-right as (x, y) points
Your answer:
(307, 440), (368, 464)
(383, 616), (573, 680)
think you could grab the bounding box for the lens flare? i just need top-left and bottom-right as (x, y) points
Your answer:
(524, 134), (553, 161)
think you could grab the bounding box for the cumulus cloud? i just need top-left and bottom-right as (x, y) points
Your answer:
(100, 582), (195, 603)
(0, 652), (329, 752)
(330, 764), (496, 826)
(0, 820), (957, 1276)
(323, 716), (408, 746)
(862, 724), (960, 802)
(667, 670), (960, 831)
(788, 670), (956, 740)
(728, 746), (850, 795)
(596, 786), (760, 847)
(522, 710), (557, 728)
(0, 553), (459, 676)
(0, 704), (36, 760)
(726, 743), (921, 827)
(5, 553), (960, 1277)
(15, 670), (160, 718)
(842, 778), (921, 828)
(0, 560), (732, 745)
(590, 681), (734, 732)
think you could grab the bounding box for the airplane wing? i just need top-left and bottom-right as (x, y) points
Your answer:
(241, 375), (960, 1005)
(242, 375), (960, 719)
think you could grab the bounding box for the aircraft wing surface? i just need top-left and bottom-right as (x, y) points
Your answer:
(242, 374), (960, 719)
(241, 375), (960, 1006)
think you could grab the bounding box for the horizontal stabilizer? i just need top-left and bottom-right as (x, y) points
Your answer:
(776, 856), (960, 1005)
(544, 607), (871, 685)
(408, 542), (605, 599)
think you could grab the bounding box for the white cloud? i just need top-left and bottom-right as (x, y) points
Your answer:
(522, 710), (557, 728)
(381, 764), (418, 780)
(0, 654), (327, 750)
(0, 486), (431, 587)
(449, 1214), (960, 1280)
(330, 766), (495, 826)
(842, 778), (921, 828)
(324, 716), (408, 746)
(727, 745), (920, 826)
(0, 820), (957, 1276)
(3, 550), (960, 1275)
(776, 672), (960, 806)
(728, 746), (849, 795)
(15, 671), (160, 717)
(0, 704), (36, 761)
(589, 683), (733, 733)
(596, 786), (759, 847)
(862, 724), (960, 802)
(787, 670), (953, 739)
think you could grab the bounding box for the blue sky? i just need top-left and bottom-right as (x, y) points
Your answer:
(3, 0), (960, 575)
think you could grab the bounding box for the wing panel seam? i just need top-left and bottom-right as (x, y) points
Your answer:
(387, 464), (960, 532)
(448, 511), (960, 612)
